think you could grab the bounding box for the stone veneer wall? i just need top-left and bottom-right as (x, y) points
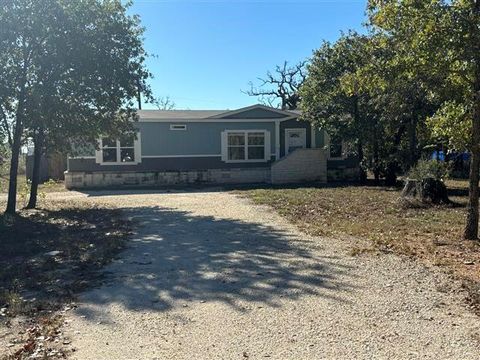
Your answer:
(270, 148), (327, 184)
(65, 168), (271, 189)
(327, 167), (360, 182)
(64, 150), (356, 189)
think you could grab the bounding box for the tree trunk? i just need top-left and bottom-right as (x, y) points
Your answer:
(5, 91), (26, 215)
(357, 140), (367, 184)
(373, 142), (380, 184)
(385, 161), (398, 186)
(402, 178), (450, 204)
(5, 51), (28, 215)
(373, 122), (380, 185)
(408, 114), (418, 168)
(464, 80), (480, 239)
(464, 0), (480, 240)
(464, 135), (480, 240)
(26, 129), (44, 209)
(352, 96), (367, 184)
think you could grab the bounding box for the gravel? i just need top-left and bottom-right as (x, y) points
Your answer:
(54, 189), (480, 360)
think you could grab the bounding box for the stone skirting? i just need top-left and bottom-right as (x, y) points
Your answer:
(65, 168), (271, 189)
(327, 167), (359, 182)
(271, 148), (327, 184)
(64, 150), (357, 189)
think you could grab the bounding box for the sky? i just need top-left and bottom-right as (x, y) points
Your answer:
(129, 0), (368, 110)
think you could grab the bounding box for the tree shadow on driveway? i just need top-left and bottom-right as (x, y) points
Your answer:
(75, 205), (357, 321)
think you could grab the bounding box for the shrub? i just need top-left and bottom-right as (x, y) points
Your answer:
(408, 159), (451, 182)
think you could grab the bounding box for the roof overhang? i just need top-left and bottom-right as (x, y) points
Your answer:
(207, 104), (300, 119)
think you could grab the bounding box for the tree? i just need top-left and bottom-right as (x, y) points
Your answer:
(300, 33), (377, 183)
(0, 0), (152, 212)
(366, 0), (480, 239)
(245, 60), (307, 110)
(350, 33), (439, 185)
(154, 96), (176, 110)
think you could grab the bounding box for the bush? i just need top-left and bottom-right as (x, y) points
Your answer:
(408, 159), (451, 181)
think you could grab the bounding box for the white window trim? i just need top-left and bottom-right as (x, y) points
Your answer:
(170, 124), (187, 131)
(95, 132), (142, 165)
(221, 129), (271, 163)
(285, 128), (307, 155)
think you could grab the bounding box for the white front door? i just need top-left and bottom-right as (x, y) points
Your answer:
(285, 128), (307, 155)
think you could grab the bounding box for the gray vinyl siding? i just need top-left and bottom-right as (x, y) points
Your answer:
(68, 156), (274, 172)
(315, 128), (326, 148)
(68, 115), (332, 173)
(68, 120), (277, 172)
(139, 122), (276, 157)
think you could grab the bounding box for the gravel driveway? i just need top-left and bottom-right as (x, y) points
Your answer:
(57, 189), (479, 360)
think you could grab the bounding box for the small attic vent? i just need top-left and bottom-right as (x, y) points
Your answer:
(170, 124), (187, 131)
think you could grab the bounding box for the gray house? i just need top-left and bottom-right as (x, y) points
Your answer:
(65, 105), (358, 189)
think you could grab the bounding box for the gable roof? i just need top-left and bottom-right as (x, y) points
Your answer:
(137, 105), (300, 122)
(207, 104), (299, 119)
(137, 110), (226, 120)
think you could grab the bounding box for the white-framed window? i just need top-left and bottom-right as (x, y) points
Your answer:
(170, 124), (187, 131)
(221, 130), (271, 163)
(96, 133), (141, 165)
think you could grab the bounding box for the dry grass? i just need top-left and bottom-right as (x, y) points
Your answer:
(0, 198), (131, 359)
(238, 179), (480, 311)
(0, 199), (131, 316)
(0, 175), (66, 195)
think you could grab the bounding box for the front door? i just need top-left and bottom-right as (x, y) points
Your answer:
(285, 128), (306, 155)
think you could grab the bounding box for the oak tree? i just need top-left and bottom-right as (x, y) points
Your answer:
(367, 0), (480, 238)
(0, 0), (152, 212)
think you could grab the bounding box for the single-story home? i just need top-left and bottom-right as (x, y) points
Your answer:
(65, 104), (358, 189)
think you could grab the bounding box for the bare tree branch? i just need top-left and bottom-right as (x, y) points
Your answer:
(243, 60), (307, 110)
(153, 96), (176, 110)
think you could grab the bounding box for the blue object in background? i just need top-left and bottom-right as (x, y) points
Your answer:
(431, 151), (445, 161)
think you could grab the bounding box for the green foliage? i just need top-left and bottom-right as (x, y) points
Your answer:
(300, 31), (430, 180)
(301, 32), (372, 141)
(0, 0), (153, 211)
(366, 0), (479, 152)
(301, 0), (479, 184)
(408, 160), (451, 182)
(426, 101), (471, 151)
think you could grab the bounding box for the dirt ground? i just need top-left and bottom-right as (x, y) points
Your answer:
(40, 189), (480, 360)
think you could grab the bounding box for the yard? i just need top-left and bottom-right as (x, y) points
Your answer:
(0, 195), (131, 359)
(0, 175), (65, 197)
(0, 184), (479, 358)
(238, 179), (480, 313)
